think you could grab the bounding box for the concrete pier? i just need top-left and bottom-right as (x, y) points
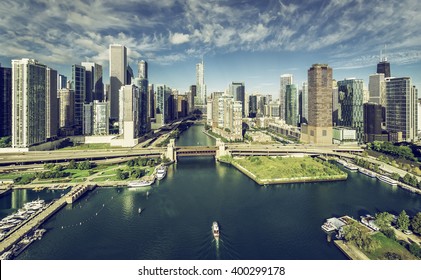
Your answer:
(0, 184), (95, 255)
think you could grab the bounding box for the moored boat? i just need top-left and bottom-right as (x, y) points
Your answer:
(376, 175), (398, 186)
(128, 179), (154, 188)
(156, 165), (167, 180)
(358, 168), (377, 178)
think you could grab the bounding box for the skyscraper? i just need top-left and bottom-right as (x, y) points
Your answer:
(81, 62), (104, 102)
(386, 77), (417, 141)
(364, 103), (387, 142)
(93, 100), (109, 135)
(119, 85), (140, 146)
(109, 44), (127, 120)
(138, 60), (148, 80)
(301, 82), (308, 124)
(57, 74), (67, 90)
(195, 59), (206, 107)
(45, 67), (58, 139)
(279, 74), (293, 120)
(188, 85), (196, 113)
(337, 78), (364, 143)
(248, 95), (258, 118)
(301, 64), (333, 144)
(230, 82), (245, 117)
(72, 64), (86, 135)
(377, 49), (391, 78)
(285, 84), (298, 126)
(58, 81), (75, 130)
(368, 73), (386, 105)
(0, 65), (12, 137)
(12, 59), (47, 148)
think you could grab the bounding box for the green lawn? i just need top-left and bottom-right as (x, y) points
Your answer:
(364, 232), (418, 260)
(60, 143), (113, 150)
(234, 156), (346, 181)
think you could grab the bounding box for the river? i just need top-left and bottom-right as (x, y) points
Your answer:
(2, 124), (421, 259)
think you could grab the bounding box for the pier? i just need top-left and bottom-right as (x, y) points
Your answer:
(0, 184), (95, 255)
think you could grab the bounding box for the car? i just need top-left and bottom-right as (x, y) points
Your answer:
(404, 230), (413, 235)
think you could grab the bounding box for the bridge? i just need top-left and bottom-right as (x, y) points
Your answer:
(0, 139), (363, 166)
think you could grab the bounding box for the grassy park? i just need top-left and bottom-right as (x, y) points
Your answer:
(229, 156), (347, 185)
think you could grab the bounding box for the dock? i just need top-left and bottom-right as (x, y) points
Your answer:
(0, 184), (96, 255)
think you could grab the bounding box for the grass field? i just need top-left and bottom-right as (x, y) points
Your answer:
(364, 232), (418, 260)
(233, 156), (347, 183)
(60, 143), (113, 150)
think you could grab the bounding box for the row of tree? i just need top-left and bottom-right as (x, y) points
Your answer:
(375, 211), (421, 234)
(367, 141), (416, 161)
(126, 157), (162, 168)
(342, 220), (380, 253)
(116, 168), (145, 180)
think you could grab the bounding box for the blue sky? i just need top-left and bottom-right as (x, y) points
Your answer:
(1, 0), (421, 97)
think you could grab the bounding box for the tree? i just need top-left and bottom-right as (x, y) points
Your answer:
(397, 210), (410, 231)
(409, 243), (421, 258)
(381, 228), (396, 240)
(116, 169), (128, 180)
(78, 160), (92, 170)
(391, 173), (400, 180)
(411, 212), (421, 235)
(375, 212), (394, 230)
(67, 160), (77, 169)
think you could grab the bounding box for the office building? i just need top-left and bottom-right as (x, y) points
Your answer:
(119, 85), (140, 145)
(280, 74), (293, 120)
(337, 78), (364, 143)
(0, 65), (12, 137)
(386, 77), (417, 142)
(93, 101), (109, 135)
(188, 85), (196, 113)
(138, 60), (148, 80)
(83, 103), (93, 135)
(301, 64), (333, 144)
(45, 67), (58, 139)
(195, 59), (206, 107)
(301, 82), (308, 124)
(249, 95), (258, 118)
(155, 84), (172, 127)
(368, 73), (386, 105)
(230, 82), (245, 117)
(109, 44), (127, 120)
(57, 74), (67, 90)
(363, 103), (388, 142)
(72, 64), (86, 135)
(377, 50), (391, 78)
(285, 84), (298, 126)
(58, 81), (75, 130)
(81, 62), (103, 102)
(133, 78), (149, 135)
(12, 59), (46, 148)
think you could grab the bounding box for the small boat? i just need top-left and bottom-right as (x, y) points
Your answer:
(138, 207), (142, 214)
(212, 221), (220, 239)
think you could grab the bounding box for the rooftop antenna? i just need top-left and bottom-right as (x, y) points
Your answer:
(384, 44), (388, 62)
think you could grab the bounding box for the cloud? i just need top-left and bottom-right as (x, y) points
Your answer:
(169, 32), (190, 45)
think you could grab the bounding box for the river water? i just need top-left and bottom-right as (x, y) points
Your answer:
(2, 124), (421, 259)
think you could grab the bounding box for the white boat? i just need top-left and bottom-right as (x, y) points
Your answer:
(33, 229), (46, 240)
(377, 175), (398, 186)
(128, 179), (154, 188)
(156, 166), (167, 180)
(212, 221), (220, 239)
(358, 168), (377, 178)
(138, 207), (142, 214)
(0, 223), (15, 230)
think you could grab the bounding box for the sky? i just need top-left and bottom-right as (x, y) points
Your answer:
(1, 0), (421, 97)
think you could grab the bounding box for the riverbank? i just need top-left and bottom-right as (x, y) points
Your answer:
(219, 156), (347, 185)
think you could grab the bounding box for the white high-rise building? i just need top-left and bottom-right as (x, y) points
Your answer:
(93, 101), (109, 136)
(369, 73), (385, 106)
(109, 44), (127, 121)
(280, 74), (293, 120)
(138, 60), (148, 80)
(46, 67), (58, 139)
(301, 82), (308, 124)
(12, 59), (47, 148)
(195, 59), (207, 106)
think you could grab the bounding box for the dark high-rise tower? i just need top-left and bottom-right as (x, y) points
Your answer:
(377, 48), (391, 77)
(0, 65), (12, 137)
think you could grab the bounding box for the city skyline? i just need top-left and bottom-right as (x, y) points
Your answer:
(1, 0), (421, 95)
